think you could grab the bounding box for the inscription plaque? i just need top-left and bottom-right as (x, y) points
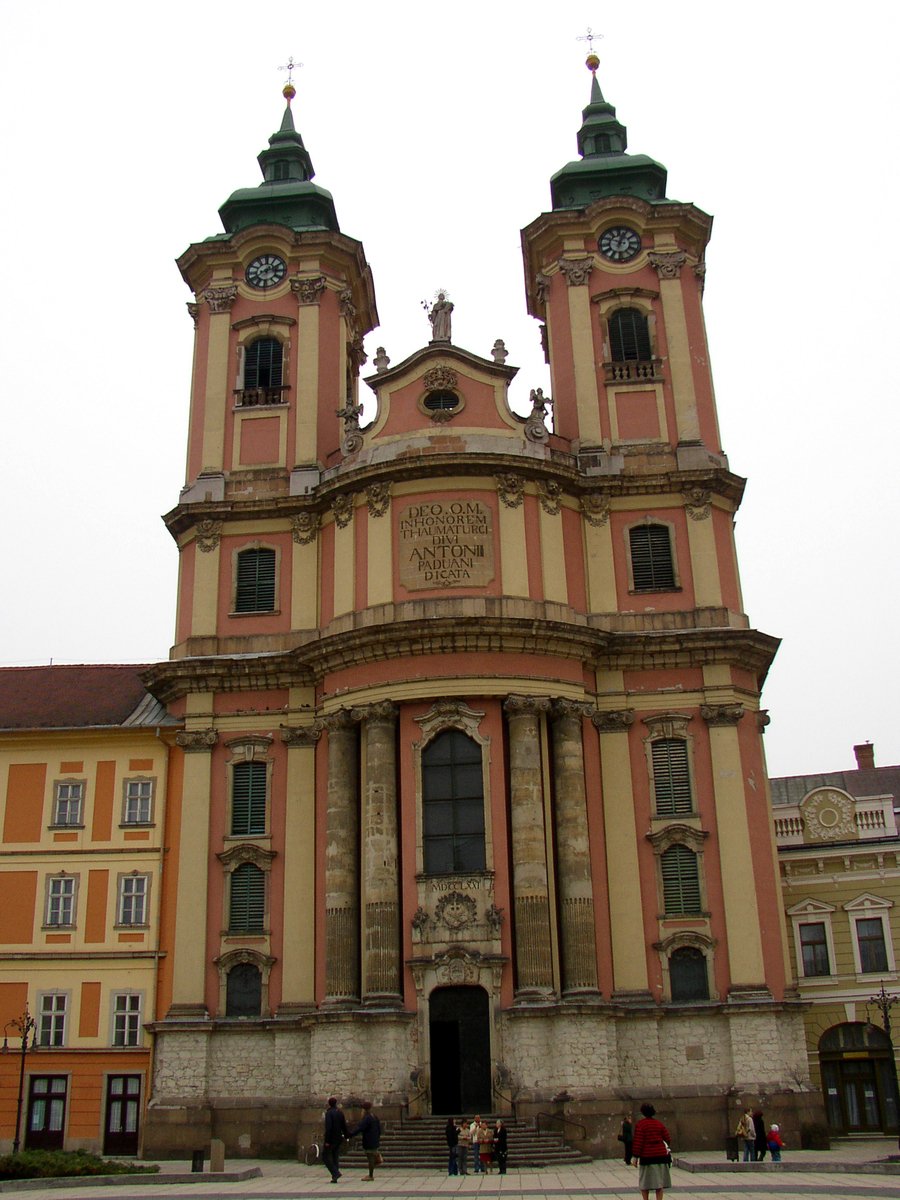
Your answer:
(398, 500), (495, 590)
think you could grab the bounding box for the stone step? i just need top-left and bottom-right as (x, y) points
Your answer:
(335, 1117), (592, 1168)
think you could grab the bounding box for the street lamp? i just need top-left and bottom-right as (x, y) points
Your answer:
(866, 981), (900, 1132)
(2, 1006), (38, 1154)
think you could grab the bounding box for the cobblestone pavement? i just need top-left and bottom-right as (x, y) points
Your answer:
(1, 1142), (898, 1200)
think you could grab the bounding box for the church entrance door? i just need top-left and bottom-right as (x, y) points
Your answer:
(429, 986), (491, 1114)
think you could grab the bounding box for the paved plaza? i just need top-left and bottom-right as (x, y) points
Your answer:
(1, 1142), (898, 1200)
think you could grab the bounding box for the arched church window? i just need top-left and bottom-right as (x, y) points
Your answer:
(228, 863), (265, 933)
(422, 730), (485, 874)
(226, 962), (262, 1017)
(669, 946), (709, 1002)
(245, 338), (284, 389)
(629, 524), (676, 591)
(609, 308), (652, 362)
(661, 844), (701, 915)
(651, 739), (693, 816)
(235, 547), (277, 613)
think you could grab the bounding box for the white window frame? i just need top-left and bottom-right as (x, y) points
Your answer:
(45, 874), (77, 927)
(844, 894), (895, 976)
(117, 874), (150, 927)
(122, 778), (154, 825)
(111, 992), (143, 1047)
(787, 898), (837, 981)
(37, 992), (68, 1047)
(52, 780), (84, 827)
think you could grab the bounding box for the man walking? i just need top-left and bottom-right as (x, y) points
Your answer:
(323, 1097), (348, 1183)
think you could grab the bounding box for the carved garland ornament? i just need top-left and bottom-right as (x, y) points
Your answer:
(331, 493), (354, 528)
(366, 482), (391, 517)
(581, 492), (611, 527)
(195, 519), (223, 552)
(683, 486), (712, 521)
(291, 511), (320, 545)
(434, 891), (478, 930)
(537, 479), (562, 515)
(495, 474), (525, 509)
(422, 365), (458, 391)
(801, 788), (857, 842)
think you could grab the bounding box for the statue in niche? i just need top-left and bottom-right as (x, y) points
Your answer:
(427, 291), (454, 342)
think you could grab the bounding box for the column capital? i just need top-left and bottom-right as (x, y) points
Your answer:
(592, 709), (635, 734)
(504, 695), (551, 717)
(557, 256), (593, 287)
(701, 703), (745, 727)
(350, 700), (398, 725)
(291, 274), (327, 305)
(647, 251), (687, 280)
(322, 709), (357, 733)
(176, 729), (218, 753)
(200, 284), (237, 313)
(280, 722), (323, 748)
(550, 698), (594, 722)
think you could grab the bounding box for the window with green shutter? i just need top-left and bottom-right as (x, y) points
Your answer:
(244, 338), (283, 389)
(231, 762), (267, 836)
(629, 524), (676, 591)
(609, 308), (652, 362)
(652, 739), (693, 816)
(235, 548), (276, 612)
(229, 863), (265, 933)
(661, 844), (701, 914)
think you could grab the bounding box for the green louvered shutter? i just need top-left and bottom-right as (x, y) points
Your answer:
(235, 548), (276, 612)
(661, 844), (701, 914)
(630, 524), (675, 591)
(229, 863), (265, 932)
(231, 762), (267, 835)
(652, 739), (693, 815)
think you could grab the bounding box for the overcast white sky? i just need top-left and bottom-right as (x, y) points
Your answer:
(1, 2), (897, 779)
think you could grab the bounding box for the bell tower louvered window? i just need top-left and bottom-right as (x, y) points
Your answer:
(235, 548), (276, 613)
(231, 761), (267, 836)
(629, 524), (676, 591)
(652, 739), (692, 816)
(244, 338), (283, 389)
(661, 844), (702, 914)
(228, 863), (265, 933)
(609, 308), (652, 362)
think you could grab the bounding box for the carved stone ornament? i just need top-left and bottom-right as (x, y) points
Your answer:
(338, 287), (357, 324)
(486, 904), (504, 933)
(537, 479), (562, 515)
(647, 251), (687, 280)
(647, 822), (709, 855)
(581, 492), (610, 527)
(349, 700), (398, 725)
(373, 346), (391, 373)
(218, 843), (276, 870)
(415, 699), (485, 743)
(434, 949), (480, 986)
(422, 365), (458, 391)
(557, 257), (594, 287)
(757, 709), (771, 731)
(176, 729), (218, 753)
(683, 486), (712, 520)
(535, 273), (552, 305)
(411, 906), (431, 935)
(336, 399), (364, 456)
(524, 388), (552, 443)
(700, 703), (745, 727)
(226, 735), (272, 762)
(291, 275), (327, 305)
(643, 713), (691, 740)
(291, 511), (320, 545)
(693, 260), (707, 294)
(495, 474), (525, 509)
(801, 788), (858, 842)
(434, 891), (478, 930)
(592, 709), (635, 734)
(201, 285), (238, 314)
(491, 339), (508, 364)
(551, 697), (595, 723)
(195, 519), (223, 552)
(331, 493), (354, 528)
(321, 708), (357, 734)
(539, 323), (549, 363)
(365, 482), (391, 518)
(280, 722), (323, 748)
(348, 336), (367, 370)
(186, 302), (200, 327)
(503, 695), (551, 717)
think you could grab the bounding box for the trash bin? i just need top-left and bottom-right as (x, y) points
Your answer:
(191, 1150), (205, 1172)
(725, 1135), (739, 1162)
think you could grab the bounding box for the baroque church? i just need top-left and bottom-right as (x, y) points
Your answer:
(0, 54), (822, 1156)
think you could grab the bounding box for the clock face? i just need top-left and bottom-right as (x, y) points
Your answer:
(598, 226), (641, 262)
(245, 254), (287, 290)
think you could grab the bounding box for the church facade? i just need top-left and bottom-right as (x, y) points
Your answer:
(0, 57), (821, 1157)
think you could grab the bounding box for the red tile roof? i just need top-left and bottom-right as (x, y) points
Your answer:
(0, 665), (155, 730)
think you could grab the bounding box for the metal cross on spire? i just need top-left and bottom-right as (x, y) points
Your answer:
(576, 26), (603, 53)
(278, 56), (302, 86)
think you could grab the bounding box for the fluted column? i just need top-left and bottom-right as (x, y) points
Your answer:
(504, 696), (555, 999)
(323, 710), (360, 1005)
(355, 701), (402, 1006)
(550, 699), (599, 997)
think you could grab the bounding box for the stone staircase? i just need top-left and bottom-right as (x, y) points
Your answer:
(337, 1115), (593, 1170)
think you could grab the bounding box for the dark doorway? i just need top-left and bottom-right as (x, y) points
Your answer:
(103, 1075), (141, 1156)
(25, 1076), (67, 1150)
(429, 986), (491, 1114)
(820, 1023), (899, 1134)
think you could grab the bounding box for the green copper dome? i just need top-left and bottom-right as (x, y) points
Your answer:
(219, 96), (339, 234)
(550, 68), (667, 210)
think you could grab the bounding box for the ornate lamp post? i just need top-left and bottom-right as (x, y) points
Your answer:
(2, 1006), (38, 1153)
(866, 981), (900, 1127)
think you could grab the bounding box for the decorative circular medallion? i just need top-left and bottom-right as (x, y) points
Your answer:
(598, 226), (641, 262)
(802, 788), (857, 842)
(245, 254), (287, 290)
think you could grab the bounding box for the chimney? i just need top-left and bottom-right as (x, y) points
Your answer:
(853, 743), (875, 770)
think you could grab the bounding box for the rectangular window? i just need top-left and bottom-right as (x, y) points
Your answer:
(123, 779), (153, 824)
(38, 994), (67, 1047)
(118, 876), (148, 926)
(856, 917), (889, 973)
(799, 921), (831, 976)
(630, 524), (676, 591)
(46, 877), (75, 926)
(231, 761), (267, 836)
(112, 994), (142, 1047)
(53, 782), (83, 826)
(652, 739), (693, 815)
(235, 548), (276, 613)
(660, 844), (702, 914)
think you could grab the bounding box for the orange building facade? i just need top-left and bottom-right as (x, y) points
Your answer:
(1, 60), (823, 1157)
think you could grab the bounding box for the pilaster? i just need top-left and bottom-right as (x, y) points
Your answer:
(198, 285), (236, 471)
(292, 276), (324, 465)
(561, 262), (603, 447)
(648, 253), (700, 443)
(323, 710), (360, 1005)
(278, 718), (322, 1011)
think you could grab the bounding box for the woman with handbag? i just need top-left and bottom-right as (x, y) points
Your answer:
(630, 1103), (672, 1200)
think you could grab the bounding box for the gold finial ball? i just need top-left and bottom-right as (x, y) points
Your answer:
(283, 83), (296, 101)
(586, 52), (600, 73)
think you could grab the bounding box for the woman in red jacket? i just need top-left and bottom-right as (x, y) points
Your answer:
(630, 1103), (672, 1200)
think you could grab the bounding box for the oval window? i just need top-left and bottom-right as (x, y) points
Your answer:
(423, 390), (460, 412)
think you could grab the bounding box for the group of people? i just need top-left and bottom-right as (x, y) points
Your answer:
(445, 1116), (508, 1175)
(322, 1097), (382, 1183)
(735, 1107), (785, 1162)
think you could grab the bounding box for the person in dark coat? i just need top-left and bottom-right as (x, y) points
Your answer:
(620, 1112), (634, 1164)
(445, 1117), (459, 1175)
(752, 1109), (767, 1161)
(493, 1120), (508, 1174)
(350, 1101), (382, 1181)
(322, 1097), (348, 1183)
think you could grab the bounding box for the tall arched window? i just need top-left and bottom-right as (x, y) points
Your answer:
(422, 730), (485, 874)
(244, 338), (283, 389)
(229, 863), (265, 933)
(661, 844), (701, 914)
(226, 962), (262, 1016)
(609, 308), (652, 362)
(235, 547), (276, 613)
(669, 946), (709, 1001)
(629, 524), (676, 591)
